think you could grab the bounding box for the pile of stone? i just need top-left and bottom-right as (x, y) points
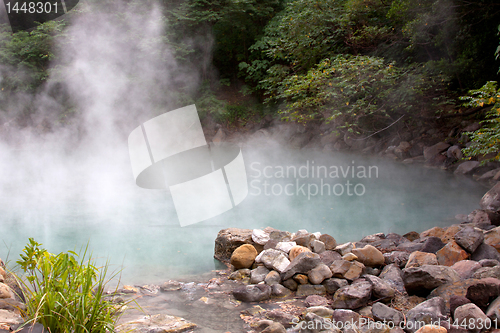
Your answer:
(214, 191), (500, 332)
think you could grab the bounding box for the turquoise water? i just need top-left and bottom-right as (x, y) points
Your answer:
(0, 146), (487, 284)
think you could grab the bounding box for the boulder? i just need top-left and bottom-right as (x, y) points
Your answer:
(403, 265), (460, 295)
(420, 227), (445, 239)
(480, 183), (500, 213)
(271, 284), (292, 298)
(454, 227), (484, 253)
(281, 252), (321, 280)
(450, 295), (472, 318)
(275, 241), (296, 253)
(331, 309), (360, 325)
(479, 259), (499, 267)
(384, 251), (410, 268)
(335, 242), (354, 256)
(252, 229), (271, 245)
(289, 245), (312, 262)
(436, 241), (469, 266)
(471, 243), (500, 261)
(304, 295), (329, 307)
(372, 302), (404, 325)
(265, 271), (281, 285)
(322, 278), (349, 294)
(363, 275), (396, 300)
(319, 250), (342, 266)
(351, 245), (385, 267)
(424, 142), (450, 163)
(484, 227), (500, 252)
(441, 225), (462, 244)
(230, 244), (258, 269)
(214, 228), (255, 263)
(319, 234), (337, 250)
(420, 237), (446, 254)
(451, 260), (482, 280)
(466, 277), (500, 308)
(308, 264), (333, 285)
(405, 297), (448, 333)
(282, 279), (298, 291)
(379, 264), (406, 294)
(344, 261), (365, 281)
(233, 284), (271, 302)
(448, 145), (464, 160)
(404, 231), (421, 241)
(311, 240), (326, 254)
(454, 161), (480, 175)
(429, 279), (476, 312)
(454, 303), (490, 332)
(331, 278), (372, 309)
(406, 251), (438, 268)
(472, 265), (500, 279)
(251, 266), (270, 284)
(296, 284), (326, 297)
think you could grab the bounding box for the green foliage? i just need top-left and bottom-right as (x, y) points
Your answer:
(270, 55), (449, 134)
(15, 238), (121, 333)
(461, 81), (500, 161)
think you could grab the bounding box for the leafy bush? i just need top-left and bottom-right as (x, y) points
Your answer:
(461, 81), (500, 161)
(14, 238), (120, 333)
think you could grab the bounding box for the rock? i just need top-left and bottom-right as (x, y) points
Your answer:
(406, 251), (438, 268)
(404, 231), (421, 241)
(282, 252), (321, 280)
(441, 225), (462, 244)
(275, 241), (296, 253)
(269, 230), (292, 242)
(436, 241), (469, 266)
(384, 251), (410, 268)
(398, 241), (425, 253)
(358, 306), (373, 319)
(424, 142), (450, 163)
(214, 228), (254, 263)
(233, 284), (271, 302)
(332, 309), (360, 325)
(479, 259), (500, 267)
(229, 269), (251, 280)
(116, 314), (196, 333)
(451, 260), (482, 280)
(363, 275), (396, 300)
(0, 283), (12, 299)
(305, 295), (329, 307)
(454, 161), (480, 175)
(466, 277), (500, 308)
(414, 325), (447, 333)
(319, 234), (337, 250)
(289, 246), (312, 262)
(311, 240), (326, 254)
(230, 244), (258, 269)
(294, 274), (309, 285)
(469, 210), (494, 226)
(484, 227), (500, 252)
(264, 309), (297, 328)
(448, 145), (464, 160)
(308, 264), (333, 284)
(292, 233), (315, 248)
(331, 278), (372, 309)
(420, 237), (446, 253)
(429, 279), (476, 312)
(372, 302), (404, 325)
(265, 271), (281, 285)
(161, 280), (182, 291)
(306, 306), (334, 318)
(420, 227), (445, 239)
(405, 297), (448, 333)
(486, 295), (500, 320)
(478, 168), (500, 181)
(256, 249), (291, 273)
(394, 141), (412, 159)
(319, 250), (342, 266)
(342, 253), (358, 261)
(322, 278), (349, 294)
(454, 227), (484, 253)
(271, 284), (292, 298)
(454, 303), (490, 332)
(252, 229), (271, 245)
(379, 264), (406, 294)
(251, 266), (271, 284)
(271, 253), (291, 273)
(264, 239), (279, 250)
(352, 245), (385, 267)
(472, 243), (500, 261)
(403, 265), (460, 295)
(296, 284), (326, 297)
(335, 242), (354, 256)
(450, 296), (472, 318)
(282, 278), (298, 291)
(261, 322), (286, 333)
(330, 260), (352, 277)
(481, 183), (500, 213)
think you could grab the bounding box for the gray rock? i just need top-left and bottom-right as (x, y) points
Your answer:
(305, 295), (329, 307)
(264, 309), (297, 328)
(471, 243), (500, 261)
(424, 142), (450, 162)
(319, 234), (337, 250)
(447, 145), (463, 160)
(486, 295), (500, 320)
(275, 241), (296, 253)
(265, 270), (281, 285)
(281, 252), (321, 280)
(480, 259), (500, 267)
(322, 278), (349, 294)
(311, 240), (326, 254)
(271, 284), (292, 298)
(117, 314), (197, 332)
(331, 278), (372, 309)
(480, 183), (500, 213)
(451, 260), (482, 280)
(454, 303), (490, 333)
(229, 269), (251, 280)
(454, 227), (484, 253)
(363, 275), (396, 300)
(384, 251), (410, 268)
(397, 241), (424, 253)
(252, 228), (271, 245)
(319, 250), (342, 266)
(405, 297), (448, 333)
(256, 249), (290, 273)
(379, 264), (406, 294)
(420, 237), (445, 254)
(214, 228), (254, 263)
(251, 266), (270, 284)
(332, 309), (360, 325)
(402, 265), (460, 295)
(308, 264), (333, 285)
(306, 306), (334, 318)
(296, 284), (326, 297)
(454, 161), (480, 175)
(372, 302), (404, 325)
(233, 284), (271, 302)
(282, 278), (298, 291)
(335, 242), (354, 256)
(261, 321), (286, 333)
(472, 265), (500, 279)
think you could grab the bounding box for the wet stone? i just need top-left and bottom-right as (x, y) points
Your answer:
(296, 284), (327, 297)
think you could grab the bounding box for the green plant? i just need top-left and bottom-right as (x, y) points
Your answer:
(461, 81), (500, 162)
(14, 238), (121, 333)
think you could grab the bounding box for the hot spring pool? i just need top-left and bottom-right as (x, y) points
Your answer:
(0, 145), (488, 284)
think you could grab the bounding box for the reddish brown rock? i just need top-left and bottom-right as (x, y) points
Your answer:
(406, 251), (438, 268)
(441, 225), (462, 244)
(230, 244), (258, 269)
(289, 245), (311, 262)
(451, 260), (482, 280)
(436, 241), (469, 266)
(420, 227), (445, 239)
(485, 227), (500, 253)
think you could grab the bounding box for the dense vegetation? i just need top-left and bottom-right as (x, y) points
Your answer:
(0, 0), (499, 156)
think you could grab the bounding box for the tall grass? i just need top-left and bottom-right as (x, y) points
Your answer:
(14, 238), (122, 332)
